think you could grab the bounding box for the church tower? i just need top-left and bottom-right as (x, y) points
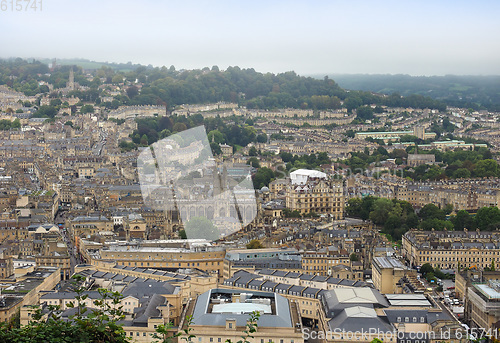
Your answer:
(68, 68), (75, 91)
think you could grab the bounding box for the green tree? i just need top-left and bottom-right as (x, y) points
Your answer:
(178, 229), (187, 239)
(248, 146), (258, 156)
(474, 159), (499, 177)
(256, 133), (267, 143)
(453, 168), (471, 178)
(420, 263), (434, 276)
(247, 157), (260, 168)
(246, 239), (264, 249)
(210, 142), (222, 155)
(475, 206), (500, 230)
(346, 198), (363, 218)
(172, 122), (187, 132)
(283, 209), (302, 218)
(34, 105), (57, 118)
(360, 196), (377, 221)
(443, 204), (453, 215)
(119, 140), (137, 152)
(49, 98), (62, 107)
(384, 215), (402, 239)
(356, 105), (374, 121)
(279, 152), (293, 163)
(80, 104), (95, 114)
(418, 204), (445, 221)
(399, 134), (418, 143)
(0, 274), (129, 343)
(419, 218), (453, 231)
(184, 217), (219, 241)
(252, 167), (274, 189)
(207, 130), (225, 144)
(451, 210), (474, 230)
(111, 74), (124, 84)
(369, 198), (393, 225)
(426, 271), (435, 283)
(126, 85), (139, 99)
(38, 84), (50, 93)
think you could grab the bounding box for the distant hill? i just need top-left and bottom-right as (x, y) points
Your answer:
(319, 74), (500, 111)
(0, 58), (449, 113)
(38, 58), (144, 72)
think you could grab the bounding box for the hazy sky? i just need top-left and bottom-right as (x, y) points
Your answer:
(1, 0), (499, 76)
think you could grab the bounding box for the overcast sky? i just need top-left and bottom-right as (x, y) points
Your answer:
(1, 0), (499, 76)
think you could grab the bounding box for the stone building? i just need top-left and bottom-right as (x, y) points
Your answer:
(407, 153), (435, 167)
(285, 169), (344, 219)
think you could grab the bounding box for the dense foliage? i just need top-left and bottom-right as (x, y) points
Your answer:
(339, 145), (499, 180)
(252, 167), (275, 189)
(127, 114), (258, 150)
(280, 152), (331, 171)
(1, 58), (447, 122)
(346, 197), (418, 240)
(346, 196), (500, 240)
(332, 74), (500, 112)
(246, 239), (264, 249)
(404, 147), (498, 180)
(0, 273), (263, 343)
(184, 217), (219, 241)
(0, 118), (21, 130)
(340, 147), (404, 174)
(419, 263), (451, 282)
(0, 277), (128, 343)
(451, 207), (500, 231)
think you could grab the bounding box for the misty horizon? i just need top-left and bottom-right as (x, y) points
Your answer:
(0, 0), (499, 76)
(2, 56), (500, 79)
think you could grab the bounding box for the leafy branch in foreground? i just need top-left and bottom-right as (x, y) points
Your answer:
(228, 310), (261, 343)
(0, 274), (130, 343)
(152, 315), (194, 343)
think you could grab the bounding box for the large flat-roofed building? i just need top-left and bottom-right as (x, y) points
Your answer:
(403, 229), (500, 270)
(372, 256), (411, 294)
(467, 280), (500, 331)
(183, 288), (304, 343)
(355, 126), (437, 142)
(456, 269), (500, 301)
(223, 248), (301, 279)
(430, 140), (488, 151)
(24, 265), (214, 342)
(318, 287), (464, 342)
(85, 240), (226, 277)
(68, 215), (113, 240)
(0, 267), (60, 323)
(223, 269), (369, 323)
